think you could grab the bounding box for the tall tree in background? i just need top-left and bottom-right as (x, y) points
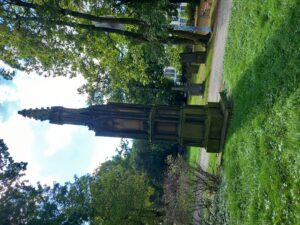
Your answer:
(0, 140), (58, 224)
(0, 139), (92, 224)
(5, 0), (208, 43)
(91, 162), (161, 225)
(1, 0), (199, 103)
(0, 139), (29, 224)
(0, 139), (166, 224)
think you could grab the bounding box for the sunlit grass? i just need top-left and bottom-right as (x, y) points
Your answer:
(207, 153), (217, 173)
(222, 0), (299, 224)
(186, 146), (201, 167)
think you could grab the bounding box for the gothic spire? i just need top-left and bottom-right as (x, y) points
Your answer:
(18, 107), (52, 121)
(18, 106), (90, 126)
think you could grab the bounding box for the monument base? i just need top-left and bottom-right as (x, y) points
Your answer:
(179, 92), (231, 153)
(207, 92), (231, 153)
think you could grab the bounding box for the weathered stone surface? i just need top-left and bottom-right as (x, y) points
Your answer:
(19, 101), (230, 153)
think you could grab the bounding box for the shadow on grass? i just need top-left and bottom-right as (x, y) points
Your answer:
(226, 4), (299, 139)
(221, 4), (300, 224)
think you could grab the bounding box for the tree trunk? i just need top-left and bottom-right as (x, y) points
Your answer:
(170, 30), (211, 44)
(12, 0), (210, 44)
(22, 17), (199, 45)
(58, 21), (202, 44)
(49, 19), (149, 42)
(11, 0), (144, 26)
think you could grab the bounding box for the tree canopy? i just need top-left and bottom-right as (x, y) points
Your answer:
(91, 163), (159, 225)
(0, 139), (93, 224)
(1, 138), (183, 224)
(0, 0), (207, 103)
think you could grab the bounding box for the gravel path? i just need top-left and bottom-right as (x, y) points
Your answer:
(207, 0), (233, 102)
(201, 0), (233, 172)
(193, 0), (233, 224)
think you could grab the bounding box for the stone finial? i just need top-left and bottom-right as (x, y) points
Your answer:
(18, 107), (52, 121)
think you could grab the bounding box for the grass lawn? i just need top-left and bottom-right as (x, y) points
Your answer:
(186, 146), (201, 167)
(222, 0), (299, 224)
(207, 152), (218, 173)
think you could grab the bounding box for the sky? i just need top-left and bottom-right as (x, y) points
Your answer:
(0, 62), (122, 185)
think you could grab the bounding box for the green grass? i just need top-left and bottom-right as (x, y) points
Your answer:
(222, 0), (300, 224)
(207, 153), (217, 173)
(186, 146), (201, 167)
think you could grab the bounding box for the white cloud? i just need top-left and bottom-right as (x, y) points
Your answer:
(39, 175), (57, 186)
(0, 113), (35, 162)
(0, 69), (120, 185)
(43, 125), (76, 157)
(87, 137), (121, 173)
(0, 112), (42, 184)
(13, 72), (87, 108)
(0, 85), (19, 102)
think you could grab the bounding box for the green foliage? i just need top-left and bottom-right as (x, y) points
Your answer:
(0, 0), (188, 104)
(0, 138), (162, 224)
(166, 45), (184, 74)
(91, 162), (160, 225)
(185, 2), (197, 26)
(0, 67), (15, 80)
(0, 139), (25, 224)
(163, 155), (220, 225)
(186, 147), (201, 167)
(0, 133), (188, 224)
(163, 155), (195, 225)
(0, 140), (27, 187)
(222, 0), (300, 224)
(51, 176), (92, 224)
(130, 140), (183, 205)
(206, 181), (228, 225)
(0, 139), (91, 224)
(0, 140), (56, 224)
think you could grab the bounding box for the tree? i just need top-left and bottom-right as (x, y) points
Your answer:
(0, 68), (15, 80)
(91, 162), (161, 225)
(0, 139), (93, 224)
(1, 0), (209, 103)
(0, 140), (53, 224)
(0, 139), (36, 224)
(163, 155), (220, 225)
(6, 0), (209, 43)
(117, 0), (199, 5)
(2, 138), (184, 224)
(1, 0), (209, 73)
(50, 176), (92, 224)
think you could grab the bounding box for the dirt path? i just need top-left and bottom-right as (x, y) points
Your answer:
(201, 0), (233, 172)
(207, 0), (233, 102)
(193, 0), (233, 224)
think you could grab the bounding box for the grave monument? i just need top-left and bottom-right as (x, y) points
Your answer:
(18, 97), (229, 153)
